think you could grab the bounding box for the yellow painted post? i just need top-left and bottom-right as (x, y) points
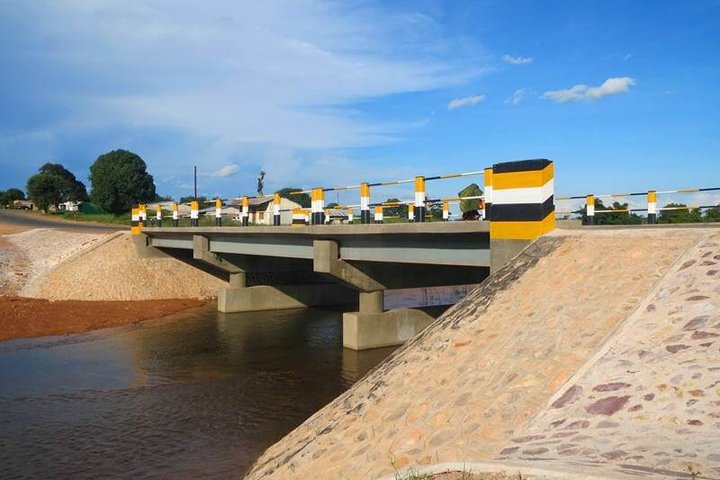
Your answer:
(414, 176), (426, 222)
(374, 205), (383, 224)
(647, 190), (657, 224)
(241, 197), (249, 226)
(273, 193), (281, 226)
(172, 202), (179, 227)
(131, 208), (141, 235)
(215, 198), (223, 226)
(483, 167), (493, 221)
(311, 188), (325, 225)
(442, 201), (450, 221)
(489, 159), (555, 240)
(360, 183), (370, 224)
(408, 204), (415, 222)
(190, 200), (199, 227)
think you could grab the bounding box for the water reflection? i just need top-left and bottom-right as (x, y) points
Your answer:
(0, 304), (396, 479)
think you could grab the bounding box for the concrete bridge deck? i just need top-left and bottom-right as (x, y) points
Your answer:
(141, 222), (491, 267)
(134, 222), (495, 350)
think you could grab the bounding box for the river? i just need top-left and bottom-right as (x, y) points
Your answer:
(0, 304), (396, 479)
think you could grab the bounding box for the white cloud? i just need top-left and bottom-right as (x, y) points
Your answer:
(3, 1), (488, 195)
(542, 77), (635, 103)
(503, 54), (533, 65)
(201, 164), (240, 178)
(505, 88), (526, 106)
(448, 94), (486, 110)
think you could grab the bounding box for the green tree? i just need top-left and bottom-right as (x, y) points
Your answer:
(659, 203), (702, 224)
(39, 163), (89, 201)
(704, 206), (720, 222)
(0, 188), (25, 208)
(27, 174), (66, 213)
(383, 198), (408, 218)
(458, 183), (483, 213)
(576, 199), (642, 225)
(89, 149), (156, 215)
(179, 195), (207, 204)
(277, 187), (310, 208)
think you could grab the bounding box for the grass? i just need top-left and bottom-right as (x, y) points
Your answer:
(61, 212), (131, 225)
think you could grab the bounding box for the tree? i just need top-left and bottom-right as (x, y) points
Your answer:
(89, 149), (156, 215)
(277, 187), (310, 208)
(383, 198), (408, 218)
(179, 195), (207, 204)
(659, 203), (702, 224)
(458, 183), (483, 213)
(27, 174), (66, 213)
(704, 206), (720, 223)
(39, 163), (89, 201)
(576, 199), (642, 225)
(0, 188), (25, 208)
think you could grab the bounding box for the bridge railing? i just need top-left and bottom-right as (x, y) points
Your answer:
(555, 186), (720, 224)
(133, 159), (559, 243)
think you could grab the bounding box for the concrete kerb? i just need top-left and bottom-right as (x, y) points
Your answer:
(383, 460), (650, 480)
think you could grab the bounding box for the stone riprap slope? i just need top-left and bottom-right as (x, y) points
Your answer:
(497, 231), (720, 478)
(1, 228), (107, 295)
(246, 230), (706, 480)
(27, 232), (226, 300)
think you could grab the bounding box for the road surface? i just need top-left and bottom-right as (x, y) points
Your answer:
(0, 209), (125, 233)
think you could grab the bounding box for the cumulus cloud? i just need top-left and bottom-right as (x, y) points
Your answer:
(448, 94), (486, 110)
(505, 88), (526, 106)
(542, 77), (636, 103)
(503, 54), (533, 65)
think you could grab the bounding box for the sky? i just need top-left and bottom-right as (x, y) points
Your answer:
(1, 0), (719, 211)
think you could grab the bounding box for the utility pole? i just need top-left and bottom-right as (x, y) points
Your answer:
(194, 165), (197, 200)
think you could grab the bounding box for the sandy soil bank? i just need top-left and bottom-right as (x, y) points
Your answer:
(0, 217), (225, 341)
(0, 295), (207, 341)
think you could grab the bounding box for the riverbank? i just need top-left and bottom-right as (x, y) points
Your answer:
(0, 211), (227, 341)
(0, 296), (207, 341)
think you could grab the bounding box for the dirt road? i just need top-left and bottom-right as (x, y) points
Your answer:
(0, 209), (125, 234)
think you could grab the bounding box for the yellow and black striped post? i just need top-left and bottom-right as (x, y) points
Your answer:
(324, 208), (331, 224)
(190, 200), (199, 227)
(585, 194), (595, 225)
(291, 208), (306, 226)
(374, 205), (383, 224)
(490, 159), (555, 241)
(347, 207), (354, 224)
(479, 198), (486, 221)
(442, 201), (450, 221)
(172, 202), (179, 227)
(215, 198), (223, 226)
(311, 188), (325, 225)
(131, 207), (141, 235)
(360, 183), (371, 224)
(483, 167), (493, 221)
(647, 190), (657, 224)
(241, 196), (249, 226)
(408, 204), (415, 222)
(414, 176), (426, 223)
(138, 204), (147, 226)
(155, 204), (162, 227)
(273, 193), (281, 226)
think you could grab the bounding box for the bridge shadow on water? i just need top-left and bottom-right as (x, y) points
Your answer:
(0, 303), (397, 479)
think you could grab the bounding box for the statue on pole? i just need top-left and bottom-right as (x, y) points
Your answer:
(257, 170), (266, 197)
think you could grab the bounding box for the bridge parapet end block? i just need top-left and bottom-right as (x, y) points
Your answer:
(489, 159), (555, 271)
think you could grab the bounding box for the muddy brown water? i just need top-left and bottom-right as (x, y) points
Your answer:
(0, 304), (396, 479)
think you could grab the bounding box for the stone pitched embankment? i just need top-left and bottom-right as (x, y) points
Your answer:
(246, 229), (718, 479)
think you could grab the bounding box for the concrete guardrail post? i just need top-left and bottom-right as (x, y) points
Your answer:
(273, 193), (281, 226)
(311, 188), (325, 225)
(585, 194), (595, 225)
(414, 176), (426, 222)
(190, 200), (199, 227)
(241, 197), (249, 227)
(131, 207), (141, 235)
(374, 205), (383, 224)
(360, 183), (371, 224)
(484, 167), (493, 221)
(215, 198), (222, 227)
(172, 202), (179, 227)
(648, 190), (657, 224)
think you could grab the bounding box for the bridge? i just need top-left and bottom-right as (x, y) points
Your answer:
(132, 158), (555, 350)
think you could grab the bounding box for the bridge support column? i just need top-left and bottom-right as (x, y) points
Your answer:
(218, 284), (355, 313)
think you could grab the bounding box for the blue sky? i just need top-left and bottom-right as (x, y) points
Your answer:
(1, 0), (719, 210)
